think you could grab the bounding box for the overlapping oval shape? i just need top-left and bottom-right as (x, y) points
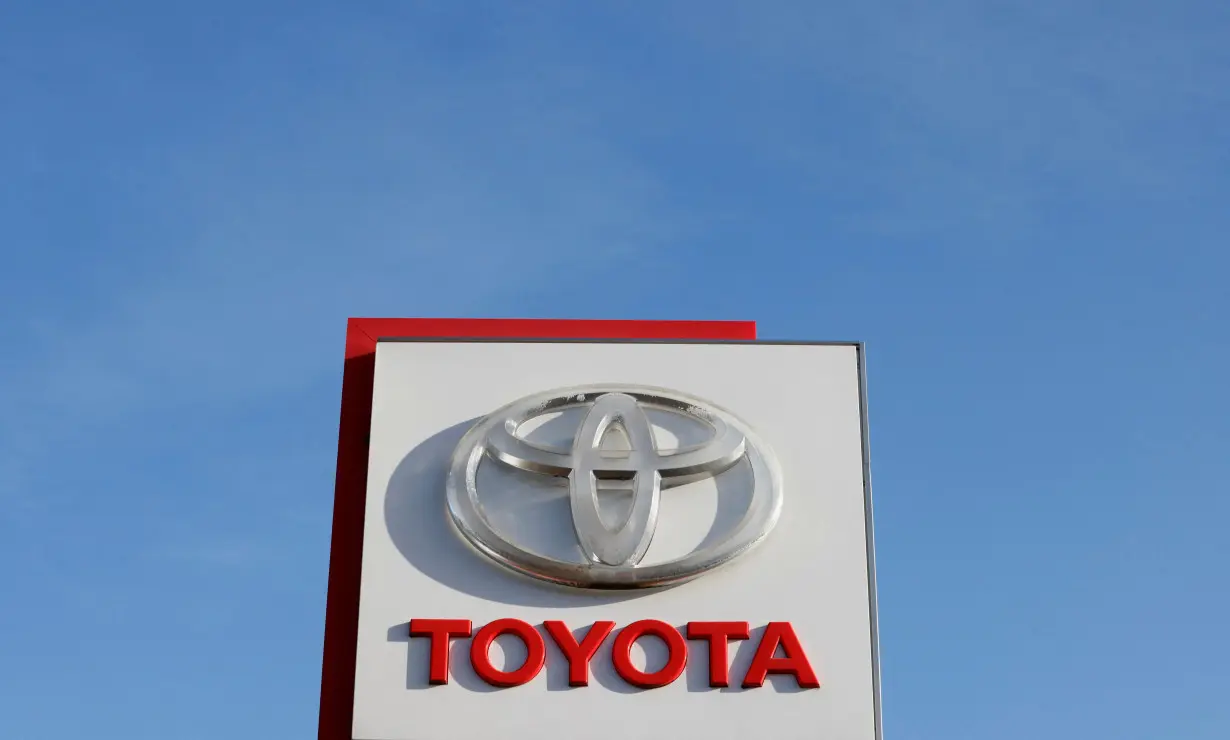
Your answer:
(445, 384), (783, 590)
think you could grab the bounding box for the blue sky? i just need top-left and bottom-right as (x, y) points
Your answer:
(2, 1), (1227, 738)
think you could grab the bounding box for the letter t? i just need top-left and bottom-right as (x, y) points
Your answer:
(408, 619), (472, 685)
(686, 621), (751, 688)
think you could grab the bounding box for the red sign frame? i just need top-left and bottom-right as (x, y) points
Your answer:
(318, 318), (757, 740)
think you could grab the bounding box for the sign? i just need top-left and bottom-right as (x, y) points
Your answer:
(319, 319), (881, 740)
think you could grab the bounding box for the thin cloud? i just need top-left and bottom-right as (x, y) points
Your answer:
(647, 1), (1230, 243)
(0, 13), (682, 499)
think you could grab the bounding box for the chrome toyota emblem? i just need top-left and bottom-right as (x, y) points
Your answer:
(446, 385), (783, 589)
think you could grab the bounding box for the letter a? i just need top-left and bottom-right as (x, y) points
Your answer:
(741, 622), (820, 689)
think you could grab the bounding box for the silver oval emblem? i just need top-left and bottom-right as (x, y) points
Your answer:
(446, 384), (783, 589)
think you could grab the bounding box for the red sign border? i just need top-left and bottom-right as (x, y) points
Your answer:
(318, 318), (757, 740)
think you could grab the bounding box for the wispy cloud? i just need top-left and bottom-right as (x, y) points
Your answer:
(0, 9), (683, 506)
(153, 540), (283, 569)
(647, 1), (1230, 243)
(0, 10), (701, 644)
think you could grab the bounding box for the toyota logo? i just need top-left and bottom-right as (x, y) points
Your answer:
(446, 384), (783, 589)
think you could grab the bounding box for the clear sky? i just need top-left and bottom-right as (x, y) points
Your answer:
(2, 2), (1227, 738)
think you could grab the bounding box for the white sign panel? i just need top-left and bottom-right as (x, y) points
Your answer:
(352, 339), (880, 740)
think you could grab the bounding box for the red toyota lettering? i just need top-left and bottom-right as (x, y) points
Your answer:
(407, 618), (472, 685)
(686, 621), (751, 688)
(543, 620), (615, 687)
(610, 619), (688, 689)
(741, 621), (820, 689)
(469, 618), (546, 688)
(408, 619), (819, 690)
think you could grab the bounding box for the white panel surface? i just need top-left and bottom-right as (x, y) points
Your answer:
(353, 340), (877, 740)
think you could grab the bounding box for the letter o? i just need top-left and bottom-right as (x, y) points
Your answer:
(469, 619), (546, 687)
(611, 619), (687, 689)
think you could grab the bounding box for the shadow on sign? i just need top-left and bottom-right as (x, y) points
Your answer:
(383, 413), (757, 606)
(383, 419), (639, 608)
